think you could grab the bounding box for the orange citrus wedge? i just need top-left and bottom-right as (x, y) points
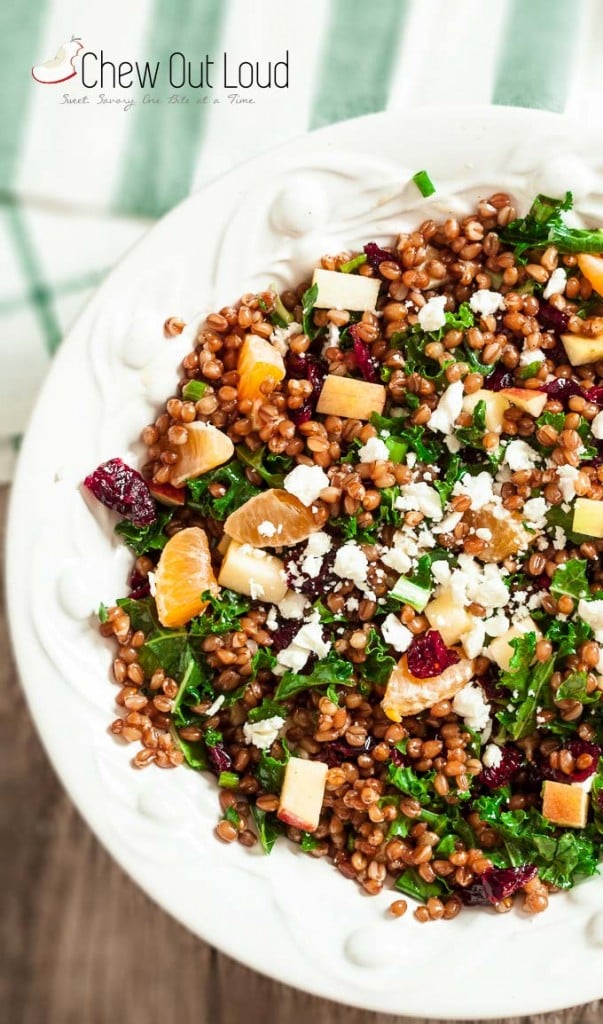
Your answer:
(577, 253), (603, 297)
(154, 526), (218, 628)
(237, 334), (285, 401)
(224, 488), (319, 547)
(381, 655), (474, 721)
(464, 505), (532, 563)
(171, 422), (234, 487)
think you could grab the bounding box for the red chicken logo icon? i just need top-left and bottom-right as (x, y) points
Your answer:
(32, 36), (83, 84)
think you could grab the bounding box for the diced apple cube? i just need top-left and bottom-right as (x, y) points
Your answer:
(149, 482), (186, 506)
(561, 332), (603, 367)
(486, 618), (541, 672)
(573, 497), (603, 538)
(278, 756), (328, 832)
(312, 268), (380, 311)
(542, 780), (588, 828)
(425, 588), (473, 646)
(316, 375), (386, 419)
(500, 387), (548, 418)
(462, 389), (511, 433)
(218, 540), (287, 603)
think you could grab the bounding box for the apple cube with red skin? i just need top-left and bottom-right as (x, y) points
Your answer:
(561, 332), (603, 367)
(149, 482), (186, 507)
(277, 756), (328, 833)
(462, 389), (510, 433)
(500, 388), (547, 418)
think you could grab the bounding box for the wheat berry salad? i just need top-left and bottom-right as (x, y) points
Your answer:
(85, 188), (603, 923)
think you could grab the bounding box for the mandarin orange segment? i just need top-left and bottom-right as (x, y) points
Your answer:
(224, 488), (319, 548)
(237, 334), (286, 402)
(464, 505), (532, 563)
(382, 656), (474, 721)
(577, 253), (603, 297)
(171, 422), (234, 487)
(154, 526), (218, 628)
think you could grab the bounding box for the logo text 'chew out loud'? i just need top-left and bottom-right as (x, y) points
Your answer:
(79, 51), (290, 90)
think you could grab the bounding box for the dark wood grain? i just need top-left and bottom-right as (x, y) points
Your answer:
(1, 482), (602, 1024)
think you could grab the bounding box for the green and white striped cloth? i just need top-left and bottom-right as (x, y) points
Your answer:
(1, 0), (597, 481)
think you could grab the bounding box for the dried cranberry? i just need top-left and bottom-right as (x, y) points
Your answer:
(460, 881), (491, 906)
(484, 365), (515, 391)
(207, 742), (232, 775)
(541, 738), (601, 784)
(319, 735), (376, 767)
(84, 458), (156, 527)
(584, 385), (603, 407)
(537, 302), (570, 335)
(406, 631), (460, 679)
(543, 377), (582, 403)
(481, 864), (537, 904)
(479, 745), (523, 789)
(129, 568), (151, 600)
(531, 572), (551, 592)
(363, 242), (400, 273)
(349, 326), (378, 383)
(285, 351), (327, 422)
(270, 621), (300, 653)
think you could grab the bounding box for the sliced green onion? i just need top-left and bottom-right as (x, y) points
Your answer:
(182, 379), (208, 401)
(412, 169), (436, 198)
(219, 771), (240, 789)
(273, 292), (294, 325)
(340, 253), (368, 274)
(98, 602), (109, 623)
(390, 576), (432, 612)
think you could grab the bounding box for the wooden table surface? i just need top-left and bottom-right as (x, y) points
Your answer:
(1, 484), (602, 1024)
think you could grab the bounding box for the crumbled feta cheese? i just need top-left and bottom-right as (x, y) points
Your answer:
(504, 439), (539, 471)
(396, 482), (443, 521)
(358, 436), (390, 463)
(592, 410), (603, 440)
(257, 520), (277, 538)
(427, 380), (464, 435)
(475, 527), (492, 541)
(553, 525), (566, 551)
(271, 321), (302, 357)
(447, 554), (510, 610)
(333, 543), (369, 588)
(542, 267), (567, 300)
(519, 347), (546, 366)
(322, 321), (340, 353)
(578, 599), (603, 642)
(265, 606), (278, 630)
(522, 496), (548, 529)
(147, 571), (156, 597)
(452, 471), (495, 511)
(556, 464), (580, 502)
(432, 511), (463, 535)
(444, 434), (462, 453)
(482, 743), (503, 769)
(483, 612), (510, 637)
(275, 612), (330, 673)
(406, 452), (417, 468)
(249, 579), (265, 600)
(243, 716), (286, 749)
(469, 289), (505, 317)
(381, 547), (412, 575)
(418, 295), (447, 332)
(461, 619), (486, 659)
(346, 597), (359, 612)
(452, 683), (491, 731)
(205, 694), (225, 717)
(278, 591), (310, 619)
(300, 531), (332, 578)
(431, 560), (452, 586)
(381, 613), (413, 653)
(284, 464), (329, 506)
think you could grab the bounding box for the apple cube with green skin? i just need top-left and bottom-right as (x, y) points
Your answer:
(424, 588), (473, 646)
(561, 332), (603, 367)
(277, 756), (328, 832)
(500, 388), (547, 418)
(462, 389), (510, 433)
(312, 268), (381, 311)
(486, 617), (540, 672)
(573, 497), (603, 538)
(218, 540), (288, 603)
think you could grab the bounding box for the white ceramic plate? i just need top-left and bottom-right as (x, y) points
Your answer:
(8, 106), (603, 1019)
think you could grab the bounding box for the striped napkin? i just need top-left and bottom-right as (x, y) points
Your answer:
(1, 0), (597, 481)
